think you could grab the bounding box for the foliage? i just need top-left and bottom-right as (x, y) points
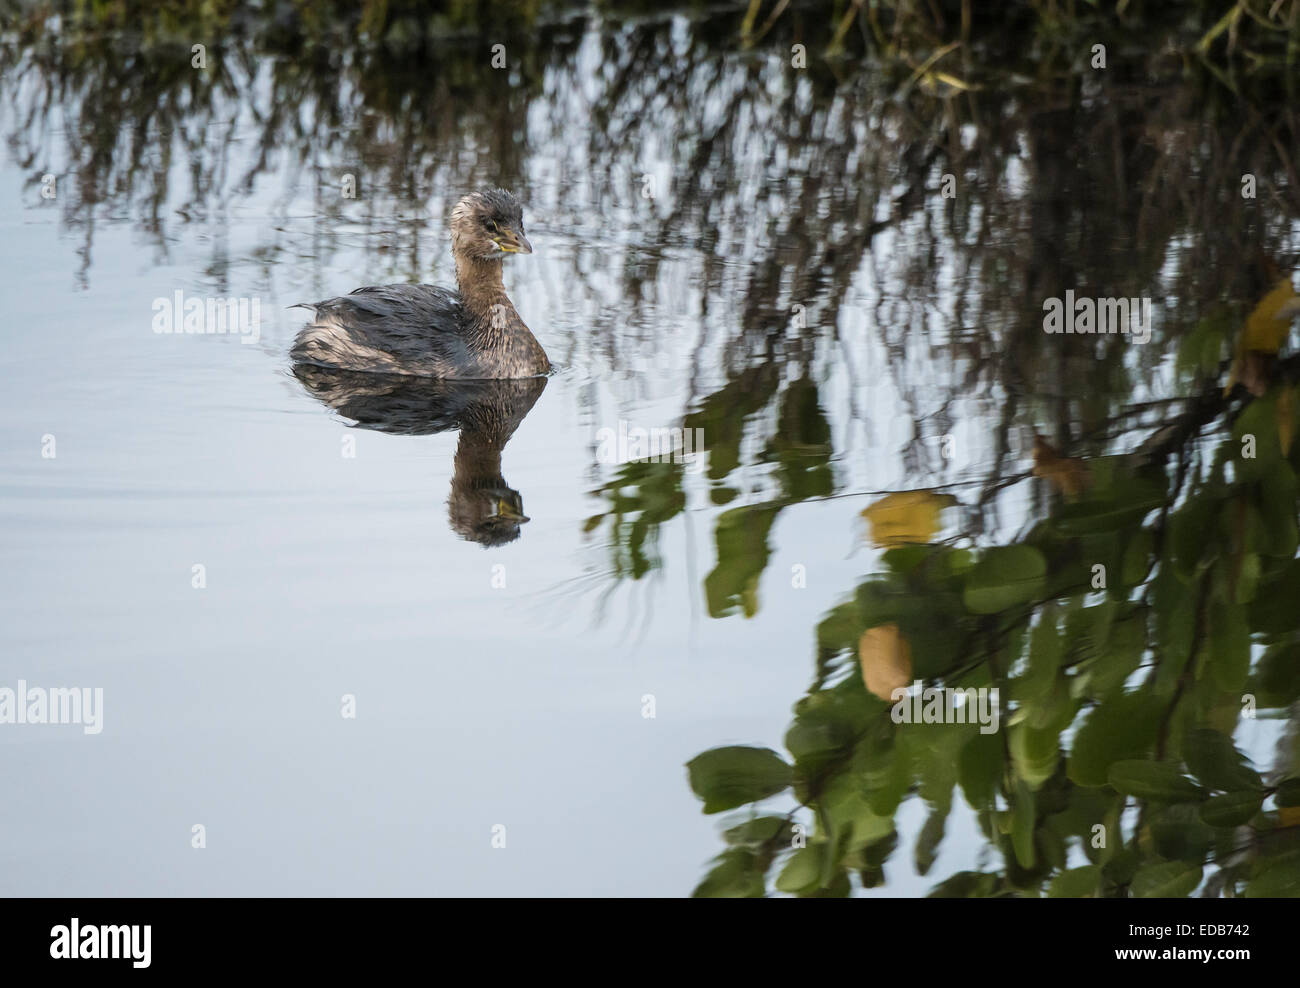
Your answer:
(688, 376), (1300, 896)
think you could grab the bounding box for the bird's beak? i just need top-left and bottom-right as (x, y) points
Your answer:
(497, 229), (533, 254)
(495, 497), (530, 523)
(486, 489), (530, 523)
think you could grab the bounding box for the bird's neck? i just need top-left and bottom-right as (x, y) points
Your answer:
(452, 428), (505, 486)
(455, 255), (518, 339)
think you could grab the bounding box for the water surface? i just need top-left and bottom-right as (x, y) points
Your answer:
(3, 5), (1299, 897)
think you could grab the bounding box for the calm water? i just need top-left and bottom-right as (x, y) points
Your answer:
(2, 7), (1298, 897)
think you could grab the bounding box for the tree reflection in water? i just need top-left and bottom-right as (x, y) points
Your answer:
(6, 1), (1300, 896)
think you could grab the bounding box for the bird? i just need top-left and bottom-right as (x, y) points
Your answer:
(290, 188), (550, 379)
(291, 364), (547, 545)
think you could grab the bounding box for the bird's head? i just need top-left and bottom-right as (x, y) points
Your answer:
(450, 188), (533, 261)
(450, 483), (530, 547)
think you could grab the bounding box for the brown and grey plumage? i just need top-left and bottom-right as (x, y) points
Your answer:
(292, 365), (546, 545)
(290, 188), (550, 379)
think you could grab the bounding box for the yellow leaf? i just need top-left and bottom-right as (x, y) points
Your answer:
(861, 490), (955, 546)
(1242, 278), (1298, 354)
(1279, 806), (1300, 829)
(1032, 434), (1089, 497)
(859, 623), (913, 701)
(1227, 278), (1300, 396)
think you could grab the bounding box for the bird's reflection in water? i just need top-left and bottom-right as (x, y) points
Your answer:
(292, 366), (546, 546)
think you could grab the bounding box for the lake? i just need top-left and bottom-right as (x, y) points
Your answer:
(2, 2), (1298, 898)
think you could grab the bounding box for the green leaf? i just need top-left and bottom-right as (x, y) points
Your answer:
(692, 848), (767, 897)
(723, 816), (794, 848)
(927, 870), (999, 898)
(1009, 722), (1060, 791)
(1199, 790), (1264, 827)
(1065, 598), (1118, 665)
(1120, 528), (1156, 588)
(1102, 847), (1140, 886)
(1233, 393), (1283, 482)
(1052, 475), (1168, 536)
(1182, 728), (1263, 793)
(703, 504), (780, 617)
(1275, 778), (1300, 807)
(855, 579), (901, 629)
(1149, 804), (1215, 862)
(963, 545), (1047, 614)
(774, 843), (824, 894)
(1177, 310), (1230, 378)
(944, 549), (975, 576)
(958, 730), (1003, 810)
(1245, 848), (1300, 897)
(1248, 560), (1300, 637)
(785, 684), (875, 777)
(1208, 599), (1250, 693)
(1153, 566), (1196, 691)
(914, 806), (948, 876)
(1107, 761), (1205, 803)
(883, 545), (934, 576)
(1047, 864), (1101, 898)
(1258, 460), (1300, 558)
(888, 589), (969, 681)
(1250, 640), (1300, 708)
(1086, 614), (1145, 697)
(852, 724), (913, 818)
(815, 602), (861, 660)
(1068, 691), (1160, 787)
(1015, 612), (1064, 708)
(1168, 496), (1216, 580)
(1011, 783), (1037, 868)
(823, 768), (895, 852)
(1234, 552), (1261, 604)
(914, 723), (963, 810)
(687, 746), (793, 814)
(804, 868), (851, 897)
(1130, 861), (1203, 898)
